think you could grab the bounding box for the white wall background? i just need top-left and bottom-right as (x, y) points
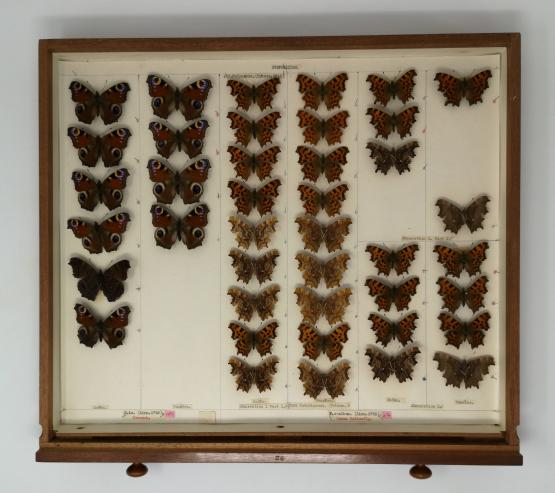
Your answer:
(0, 0), (553, 491)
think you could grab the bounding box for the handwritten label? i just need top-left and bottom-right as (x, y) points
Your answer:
(121, 409), (177, 420)
(455, 399), (475, 405)
(410, 403), (444, 409)
(402, 235), (454, 241)
(224, 73), (282, 79)
(289, 401), (350, 410)
(329, 410), (393, 422)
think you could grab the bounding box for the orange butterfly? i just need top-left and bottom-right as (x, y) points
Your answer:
(298, 183), (348, 217)
(227, 77), (281, 111)
(366, 243), (419, 276)
(296, 146), (349, 183)
(436, 276), (488, 313)
(227, 111), (281, 147)
(433, 242), (489, 278)
(434, 70), (492, 106)
(229, 320), (279, 357)
(297, 110), (349, 145)
(365, 277), (419, 312)
(366, 106), (418, 139)
(296, 72), (348, 110)
(369, 312), (418, 347)
(367, 69), (417, 106)
(228, 179), (281, 217)
(438, 311), (490, 349)
(298, 323), (350, 361)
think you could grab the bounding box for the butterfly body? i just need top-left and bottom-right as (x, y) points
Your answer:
(228, 179), (281, 217)
(438, 311), (491, 348)
(294, 286), (352, 325)
(298, 323), (350, 361)
(436, 196), (490, 234)
(434, 242), (489, 277)
(229, 248), (279, 284)
(228, 215), (278, 250)
(227, 111), (281, 147)
(71, 168), (129, 211)
(68, 127), (131, 167)
(298, 360), (350, 399)
(69, 80), (131, 124)
(228, 285), (280, 322)
(229, 321), (278, 357)
(74, 303), (130, 349)
(295, 251), (350, 288)
(295, 215), (352, 253)
(228, 145), (280, 181)
(434, 352), (495, 388)
(150, 203), (209, 249)
(366, 106), (419, 139)
(296, 72), (348, 110)
(365, 277), (419, 312)
(67, 212), (131, 254)
(149, 120), (208, 159)
(434, 70), (492, 106)
(437, 276), (488, 313)
(366, 243), (419, 276)
(365, 345), (420, 382)
(227, 77), (281, 111)
(366, 141), (419, 175)
(369, 312), (418, 347)
(69, 257), (130, 302)
(229, 356), (279, 392)
(297, 110), (349, 145)
(296, 145), (349, 183)
(298, 183), (348, 217)
(367, 70), (416, 106)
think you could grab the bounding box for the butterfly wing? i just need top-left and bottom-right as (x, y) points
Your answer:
(254, 356), (279, 392)
(179, 79), (212, 120)
(254, 179), (281, 216)
(295, 215), (323, 252)
(323, 287), (352, 325)
(100, 259), (131, 302)
(465, 355), (495, 388)
(322, 73), (348, 110)
(181, 120), (209, 158)
(98, 212), (131, 253)
(178, 158), (211, 204)
(294, 286), (321, 325)
(229, 249), (255, 283)
(436, 198), (466, 234)
(74, 303), (101, 348)
(98, 168), (129, 210)
(437, 277), (463, 313)
(254, 321), (279, 357)
(323, 360), (350, 398)
(466, 275), (488, 313)
(253, 112), (281, 148)
(149, 121), (177, 158)
(323, 184), (348, 217)
(394, 70), (417, 103)
(366, 245), (393, 276)
(365, 346), (393, 382)
(467, 312), (491, 348)
(253, 216), (278, 249)
(146, 75), (177, 118)
(254, 78), (281, 111)
(98, 128), (131, 167)
(253, 249), (279, 284)
(296, 74), (323, 110)
(465, 70), (492, 105)
(228, 180), (254, 216)
(68, 257), (101, 301)
(69, 81), (99, 124)
(253, 146), (280, 181)
(67, 218), (102, 254)
(322, 252), (350, 288)
(434, 73), (464, 107)
(228, 357), (255, 392)
(366, 108), (393, 139)
(396, 312), (419, 346)
(463, 195), (490, 232)
(392, 346), (420, 382)
(367, 74), (393, 106)
(323, 111), (349, 145)
(228, 287), (257, 322)
(295, 252), (323, 288)
(229, 322), (254, 357)
(97, 82), (131, 124)
(298, 360), (325, 398)
(365, 278), (393, 312)
(147, 158), (178, 203)
(71, 171), (100, 211)
(366, 141), (395, 174)
(395, 106), (419, 138)
(393, 141), (419, 174)
(394, 244), (419, 275)
(297, 110), (322, 145)
(325, 324), (350, 361)
(433, 352), (465, 387)
(150, 204), (178, 249)
(254, 285), (280, 320)
(227, 80), (254, 111)
(296, 146), (322, 182)
(434, 244), (464, 277)
(369, 313), (394, 346)
(323, 146), (349, 183)
(228, 146), (254, 180)
(180, 204), (210, 249)
(67, 127), (100, 167)
(465, 241), (489, 276)
(298, 183), (322, 216)
(102, 306), (130, 349)
(227, 112), (253, 147)
(298, 323), (323, 360)
(437, 312), (465, 348)
(394, 277), (419, 311)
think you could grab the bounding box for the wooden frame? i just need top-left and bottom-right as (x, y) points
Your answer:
(38, 33), (522, 477)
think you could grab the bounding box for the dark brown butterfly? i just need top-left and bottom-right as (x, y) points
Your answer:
(67, 127), (131, 167)
(367, 69), (416, 106)
(229, 248), (279, 284)
(434, 70), (492, 106)
(366, 141), (419, 175)
(228, 215), (278, 250)
(296, 72), (348, 110)
(69, 257), (130, 302)
(365, 277), (419, 312)
(369, 312), (418, 347)
(227, 111), (281, 148)
(366, 243), (419, 276)
(69, 80), (131, 124)
(229, 356), (279, 392)
(436, 195), (490, 234)
(298, 183), (348, 217)
(294, 286), (352, 326)
(437, 276), (488, 313)
(227, 145), (281, 181)
(438, 311), (491, 349)
(71, 168), (129, 211)
(296, 146), (349, 183)
(150, 203), (209, 250)
(227, 77), (281, 111)
(366, 106), (419, 139)
(297, 110), (349, 145)
(365, 345), (420, 383)
(74, 303), (130, 349)
(298, 323), (350, 361)
(229, 320), (279, 357)
(148, 120), (209, 159)
(228, 179), (281, 217)
(298, 359), (350, 399)
(434, 351), (495, 388)
(147, 157), (210, 204)
(228, 285), (280, 322)
(295, 215), (352, 253)
(434, 242), (489, 278)
(146, 75), (212, 119)
(295, 251), (350, 288)
(67, 212), (131, 254)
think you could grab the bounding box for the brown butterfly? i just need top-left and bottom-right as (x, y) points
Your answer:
(228, 285), (280, 322)
(150, 203), (209, 250)
(369, 312), (418, 347)
(228, 179), (281, 217)
(297, 110), (349, 145)
(438, 311), (491, 349)
(366, 106), (419, 139)
(365, 277), (419, 312)
(67, 127), (131, 167)
(69, 80), (131, 124)
(296, 72), (348, 110)
(298, 323), (350, 361)
(229, 248), (280, 284)
(146, 75), (212, 120)
(294, 286), (352, 325)
(69, 257), (130, 302)
(295, 251), (350, 288)
(228, 215), (278, 250)
(149, 120), (209, 159)
(434, 351), (495, 388)
(227, 111), (281, 148)
(298, 183), (348, 217)
(366, 141), (419, 175)
(147, 158), (210, 204)
(367, 69), (417, 106)
(434, 242), (489, 278)
(436, 195), (490, 234)
(227, 77), (281, 111)
(298, 359), (350, 399)
(229, 356), (279, 393)
(366, 243), (419, 276)
(295, 215), (351, 253)
(71, 168), (129, 211)
(437, 276), (488, 313)
(229, 321), (279, 357)
(365, 345), (420, 383)
(74, 303), (130, 349)
(435, 70), (492, 106)
(296, 146), (349, 183)
(67, 212), (131, 254)
(227, 145), (281, 181)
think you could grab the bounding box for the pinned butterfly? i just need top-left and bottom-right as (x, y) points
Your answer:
(74, 303), (130, 349)
(434, 70), (492, 107)
(69, 80), (130, 124)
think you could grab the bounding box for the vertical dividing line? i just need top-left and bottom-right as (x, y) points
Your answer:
(137, 73), (144, 410)
(284, 69), (290, 408)
(355, 70), (361, 411)
(218, 73), (223, 420)
(423, 69), (429, 406)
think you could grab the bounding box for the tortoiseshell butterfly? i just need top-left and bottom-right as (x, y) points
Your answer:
(366, 106), (419, 139)
(296, 145), (349, 183)
(227, 77), (281, 111)
(297, 110), (349, 145)
(365, 277), (419, 312)
(365, 243), (419, 276)
(367, 69), (416, 106)
(296, 72), (348, 110)
(435, 70), (492, 106)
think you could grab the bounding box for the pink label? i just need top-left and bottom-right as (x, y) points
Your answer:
(163, 409), (176, 419)
(379, 410), (393, 420)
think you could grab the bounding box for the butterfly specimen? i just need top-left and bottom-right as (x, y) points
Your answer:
(69, 80), (130, 124)
(365, 277), (419, 312)
(296, 146), (349, 183)
(71, 168), (129, 211)
(437, 276), (488, 314)
(298, 359), (350, 399)
(295, 215), (352, 253)
(67, 127), (131, 167)
(228, 179), (281, 217)
(228, 285), (280, 322)
(297, 110), (349, 145)
(366, 243), (419, 276)
(74, 303), (130, 349)
(69, 257), (130, 302)
(146, 75), (212, 120)
(227, 77), (281, 111)
(294, 286), (352, 325)
(67, 212), (131, 254)
(436, 195), (490, 234)
(434, 241), (489, 278)
(296, 72), (348, 110)
(433, 352), (495, 388)
(228, 215), (278, 250)
(147, 157), (210, 204)
(298, 323), (350, 361)
(366, 106), (419, 139)
(438, 311), (491, 349)
(365, 345), (420, 383)
(369, 312), (418, 347)
(434, 70), (492, 106)
(229, 321), (279, 357)
(298, 183), (349, 217)
(148, 120), (209, 159)
(227, 145), (281, 181)
(367, 69), (417, 106)
(295, 251), (350, 289)
(229, 248), (280, 284)
(150, 203), (209, 250)
(229, 356), (279, 393)
(366, 141), (419, 175)
(227, 111), (281, 148)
